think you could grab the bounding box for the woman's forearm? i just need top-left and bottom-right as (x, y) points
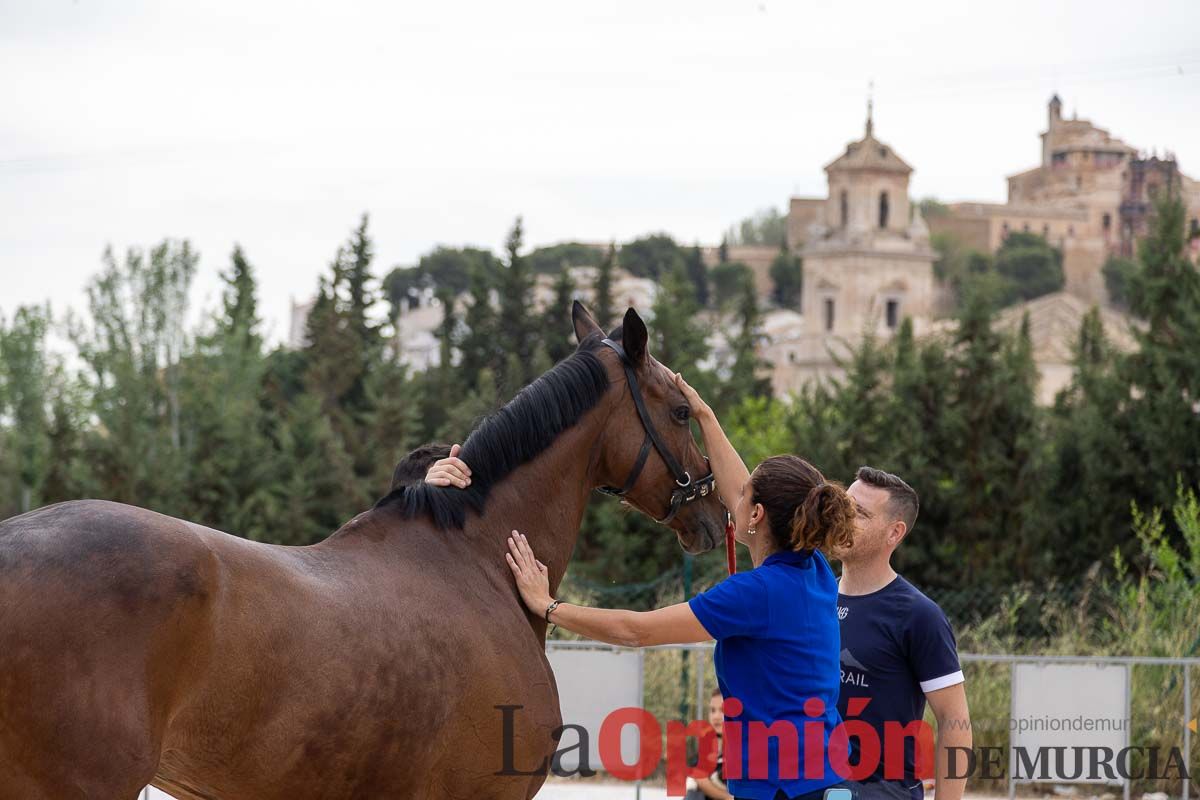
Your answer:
(695, 406), (751, 513)
(546, 603), (643, 647)
(539, 601), (712, 648)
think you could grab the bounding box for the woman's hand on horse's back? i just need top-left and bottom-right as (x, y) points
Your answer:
(505, 531), (552, 617)
(426, 443), (472, 488)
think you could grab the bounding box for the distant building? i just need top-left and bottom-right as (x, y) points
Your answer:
(992, 291), (1139, 405)
(928, 96), (1200, 305)
(531, 266), (657, 315)
(393, 287), (445, 371)
(764, 108), (935, 387)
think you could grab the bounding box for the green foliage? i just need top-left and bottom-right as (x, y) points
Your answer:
(0, 305), (52, 514)
(992, 231), (1064, 303)
(1102, 255), (1139, 311)
(496, 217), (537, 387)
(593, 244), (617, 331)
(725, 207), (786, 248)
(2, 197), (1198, 611)
(459, 255), (499, 379)
(526, 242), (603, 274)
(709, 261), (752, 307)
(933, 231), (1063, 309)
(66, 240), (198, 513)
(769, 247), (802, 308)
(684, 244), (709, 309)
(541, 269), (577, 364)
(382, 246), (501, 320)
(619, 233), (683, 280)
(917, 197), (949, 218)
(718, 278), (771, 407)
(649, 265), (710, 381)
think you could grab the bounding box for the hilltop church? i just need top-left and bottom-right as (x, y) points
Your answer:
(320, 95), (1196, 405)
(728, 96), (1198, 401)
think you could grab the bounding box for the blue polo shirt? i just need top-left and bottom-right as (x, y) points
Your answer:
(689, 549), (843, 800)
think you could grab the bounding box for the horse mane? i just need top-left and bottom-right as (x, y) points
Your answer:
(373, 341), (611, 530)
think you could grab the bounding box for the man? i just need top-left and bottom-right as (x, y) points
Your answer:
(837, 467), (972, 800)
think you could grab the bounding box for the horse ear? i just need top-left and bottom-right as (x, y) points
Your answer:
(621, 307), (648, 365)
(572, 300), (603, 343)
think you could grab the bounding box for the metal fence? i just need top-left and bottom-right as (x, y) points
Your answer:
(545, 641), (1200, 800)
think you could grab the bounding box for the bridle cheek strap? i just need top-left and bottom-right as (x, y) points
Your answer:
(594, 338), (717, 525)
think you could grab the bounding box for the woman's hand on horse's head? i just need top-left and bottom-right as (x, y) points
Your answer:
(673, 372), (711, 420)
(425, 443), (472, 488)
(505, 531), (552, 618)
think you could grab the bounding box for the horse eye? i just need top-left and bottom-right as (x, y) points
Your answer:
(673, 405), (691, 423)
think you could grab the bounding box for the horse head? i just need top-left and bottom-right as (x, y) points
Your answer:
(572, 301), (728, 555)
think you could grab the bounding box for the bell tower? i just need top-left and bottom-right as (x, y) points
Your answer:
(794, 106), (935, 382)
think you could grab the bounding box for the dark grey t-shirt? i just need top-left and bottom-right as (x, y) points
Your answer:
(837, 575), (962, 788)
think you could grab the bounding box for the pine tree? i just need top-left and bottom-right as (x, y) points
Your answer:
(497, 217), (535, 385)
(362, 355), (422, 493)
(1119, 190), (1200, 535)
(944, 294), (1042, 586)
(542, 268), (577, 363)
(0, 305), (51, 514)
(721, 277), (771, 407)
(260, 393), (364, 545)
(685, 244), (710, 308)
(649, 265), (710, 377)
(1042, 308), (1134, 575)
(769, 244), (802, 308)
(180, 246), (272, 532)
(460, 257), (498, 379)
(594, 243), (617, 331)
(344, 213), (379, 352)
(216, 245), (261, 352)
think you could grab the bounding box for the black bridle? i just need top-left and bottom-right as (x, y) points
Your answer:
(595, 338), (717, 524)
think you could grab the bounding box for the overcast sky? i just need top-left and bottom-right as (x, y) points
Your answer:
(3, 0), (1198, 343)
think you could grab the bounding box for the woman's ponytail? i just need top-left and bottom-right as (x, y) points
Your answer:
(750, 455), (856, 555)
(789, 481), (855, 554)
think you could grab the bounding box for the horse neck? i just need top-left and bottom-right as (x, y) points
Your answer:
(468, 401), (610, 595)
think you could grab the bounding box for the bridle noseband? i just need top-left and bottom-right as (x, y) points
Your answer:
(595, 338), (717, 524)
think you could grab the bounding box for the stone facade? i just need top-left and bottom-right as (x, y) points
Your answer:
(929, 96), (1200, 305)
(992, 291), (1139, 405)
(779, 111), (936, 385)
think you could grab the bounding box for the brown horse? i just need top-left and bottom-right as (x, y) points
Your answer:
(0, 303), (727, 800)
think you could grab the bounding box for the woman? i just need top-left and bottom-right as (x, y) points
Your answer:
(428, 375), (856, 800)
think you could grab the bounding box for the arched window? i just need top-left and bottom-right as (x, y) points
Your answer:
(840, 191), (849, 228)
(1102, 212), (1112, 231)
(879, 192), (889, 229)
(824, 298), (835, 332)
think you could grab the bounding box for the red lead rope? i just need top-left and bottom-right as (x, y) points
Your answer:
(725, 516), (737, 575)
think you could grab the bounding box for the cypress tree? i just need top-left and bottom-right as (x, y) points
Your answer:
(685, 244), (710, 308)
(497, 217), (535, 385)
(594, 243), (617, 331)
(542, 268), (577, 363)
